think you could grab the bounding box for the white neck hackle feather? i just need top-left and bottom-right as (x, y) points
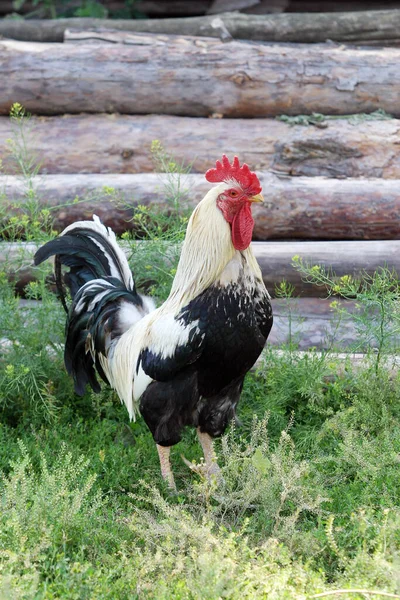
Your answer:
(163, 184), (262, 311)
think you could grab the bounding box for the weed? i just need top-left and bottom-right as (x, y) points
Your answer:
(293, 257), (400, 372)
(121, 140), (193, 302)
(0, 104), (57, 243)
(189, 415), (328, 549)
(274, 280), (303, 353)
(126, 483), (325, 599)
(277, 109), (393, 127)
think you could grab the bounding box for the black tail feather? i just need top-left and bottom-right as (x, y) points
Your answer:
(34, 217), (153, 396)
(35, 230), (131, 304)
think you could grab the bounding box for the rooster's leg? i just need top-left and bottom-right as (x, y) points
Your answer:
(197, 428), (221, 478)
(156, 444), (176, 490)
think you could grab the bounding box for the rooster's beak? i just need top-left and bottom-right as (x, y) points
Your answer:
(249, 193), (264, 203)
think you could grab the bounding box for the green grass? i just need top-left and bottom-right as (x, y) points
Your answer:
(0, 107), (399, 598)
(0, 271), (399, 598)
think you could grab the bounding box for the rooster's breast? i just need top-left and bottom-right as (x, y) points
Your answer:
(178, 278), (273, 397)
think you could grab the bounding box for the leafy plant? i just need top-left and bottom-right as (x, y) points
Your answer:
(121, 139), (193, 302)
(0, 104), (57, 243)
(187, 415), (328, 548)
(126, 482), (325, 599)
(292, 256), (400, 372)
(0, 274), (71, 425)
(277, 109), (393, 127)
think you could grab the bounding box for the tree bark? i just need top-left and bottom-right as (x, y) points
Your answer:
(2, 10), (400, 44)
(3, 239), (400, 297)
(1, 36), (400, 117)
(1, 113), (399, 179)
(64, 11), (400, 45)
(3, 173), (400, 240)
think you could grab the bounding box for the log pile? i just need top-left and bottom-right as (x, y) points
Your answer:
(1, 7), (400, 319)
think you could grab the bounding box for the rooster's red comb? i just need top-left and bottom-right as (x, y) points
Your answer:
(205, 155), (261, 196)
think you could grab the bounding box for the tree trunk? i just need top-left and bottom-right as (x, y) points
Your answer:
(1, 36), (400, 117)
(3, 173), (400, 240)
(2, 10), (400, 44)
(1, 114), (399, 179)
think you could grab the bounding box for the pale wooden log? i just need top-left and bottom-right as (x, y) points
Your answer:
(1, 114), (400, 179)
(254, 176), (400, 240)
(1, 36), (400, 117)
(63, 24), (400, 49)
(63, 10), (400, 45)
(2, 239), (400, 297)
(254, 240), (400, 296)
(3, 173), (400, 240)
(2, 10), (400, 44)
(0, 297), (362, 353)
(269, 297), (359, 350)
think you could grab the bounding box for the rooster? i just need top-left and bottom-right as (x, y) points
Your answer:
(34, 156), (273, 489)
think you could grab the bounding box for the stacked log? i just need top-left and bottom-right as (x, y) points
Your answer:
(2, 11), (400, 44)
(3, 174), (400, 240)
(1, 114), (400, 178)
(1, 19), (400, 314)
(1, 36), (400, 117)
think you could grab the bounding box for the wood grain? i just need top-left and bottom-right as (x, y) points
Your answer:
(1, 36), (400, 117)
(1, 114), (399, 179)
(2, 10), (400, 44)
(3, 173), (400, 240)
(254, 240), (400, 296)
(64, 12), (400, 45)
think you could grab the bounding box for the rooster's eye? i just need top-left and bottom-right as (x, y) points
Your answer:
(228, 189), (239, 198)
